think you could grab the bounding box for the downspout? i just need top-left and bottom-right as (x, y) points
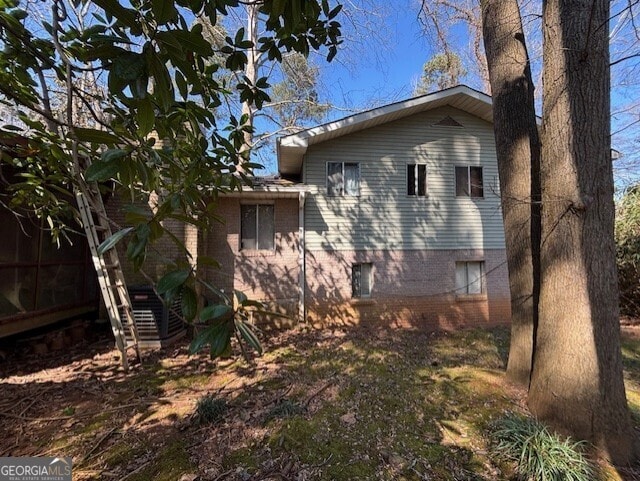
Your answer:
(298, 191), (306, 322)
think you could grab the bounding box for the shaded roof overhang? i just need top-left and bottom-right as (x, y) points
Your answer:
(276, 85), (495, 176)
(221, 177), (308, 199)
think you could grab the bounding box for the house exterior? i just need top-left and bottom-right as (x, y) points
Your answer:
(208, 85), (512, 329)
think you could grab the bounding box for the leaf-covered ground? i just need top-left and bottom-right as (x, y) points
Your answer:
(1, 324), (640, 480)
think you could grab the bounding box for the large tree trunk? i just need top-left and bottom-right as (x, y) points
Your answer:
(528, 0), (636, 463)
(481, 0), (541, 387)
(239, 2), (258, 167)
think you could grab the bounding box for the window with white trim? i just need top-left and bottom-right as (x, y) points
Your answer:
(455, 261), (485, 295)
(352, 263), (372, 298)
(407, 163), (427, 196)
(327, 162), (360, 196)
(455, 166), (483, 197)
(240, 204), (274, 250)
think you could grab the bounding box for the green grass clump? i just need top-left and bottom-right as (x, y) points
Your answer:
(491, 415), (594, 481)
(264, 399), (306, 423)
(196, 394), (228, 424)
(127, 440), (194, 481)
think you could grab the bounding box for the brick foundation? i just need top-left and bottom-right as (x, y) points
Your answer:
(107, 194), (512, 331)
(305, 248), (511, 330)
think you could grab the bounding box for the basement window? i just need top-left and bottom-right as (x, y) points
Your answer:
(455, 261), (485, 295)
(352, 263), (372, 298)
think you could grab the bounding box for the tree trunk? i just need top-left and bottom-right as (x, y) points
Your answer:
(528, 0), (637, 463)
(239, 3), (258, 167)
(481, 0), (541, 386)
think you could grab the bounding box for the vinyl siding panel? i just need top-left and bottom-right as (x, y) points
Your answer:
(303, 106), (505, 251)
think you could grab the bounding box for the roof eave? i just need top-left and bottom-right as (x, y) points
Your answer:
(276, 85), (495, 176)
(222, 182), (309, 198)
(277, 139), (308, 176)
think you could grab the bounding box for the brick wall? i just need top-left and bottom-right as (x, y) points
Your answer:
(204, 197), (301, 318)
(103, 193), (196, 284)
(107, 191), (511, 331)
(305, 248), (511, 330)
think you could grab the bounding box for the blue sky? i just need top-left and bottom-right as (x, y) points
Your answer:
(255, 1), (450, 172)
(313, 1), (465, 117)
(255, 0), (639, 185)
(310, 1), (488, 115)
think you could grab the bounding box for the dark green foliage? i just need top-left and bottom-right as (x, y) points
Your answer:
(189, 289), (278, 359)
(0, 0), (342, 247)
(0, 0), (341, 359)
(196, 395), (228, 424)
(490, 415), (594, 481)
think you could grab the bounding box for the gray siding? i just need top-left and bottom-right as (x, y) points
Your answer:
(303, 106), (505, 251)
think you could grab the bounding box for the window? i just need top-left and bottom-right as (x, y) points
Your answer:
(455, 166), (483, 197)
(455, 261), (485, 295)
(352, 263), (372, 298)
(240, 204), (274, 250)
(327, 162), (360, 196)
(407, 164), (427, 196)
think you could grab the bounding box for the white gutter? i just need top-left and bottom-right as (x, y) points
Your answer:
(298, 191), (307, 322)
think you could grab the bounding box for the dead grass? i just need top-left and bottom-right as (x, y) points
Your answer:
(0, 324), (638, 480)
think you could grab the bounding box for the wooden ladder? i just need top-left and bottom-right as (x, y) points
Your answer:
(76, 186), (141, 372)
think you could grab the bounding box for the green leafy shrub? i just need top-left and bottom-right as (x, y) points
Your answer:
(196, 395), (228, 424)
(490, 415), (594, 481)
(190, 290), (279, 360)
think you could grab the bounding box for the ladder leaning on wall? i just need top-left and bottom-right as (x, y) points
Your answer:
(76, 185), (141, 372)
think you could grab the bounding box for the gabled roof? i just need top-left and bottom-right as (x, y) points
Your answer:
(276, 85), (494, 176)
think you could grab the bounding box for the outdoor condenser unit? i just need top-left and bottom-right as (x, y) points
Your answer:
(121, 285), (185, 348)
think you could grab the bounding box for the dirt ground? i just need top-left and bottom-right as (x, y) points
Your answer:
(0, 324), (507, 480)
(1, 323), (640, 480)
(0, 324), (284, 480)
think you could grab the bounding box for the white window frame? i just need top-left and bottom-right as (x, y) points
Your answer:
(407, 163), (428, 197)
(240, 203), (275, 251)
(455, 165), (484, 198)
(327, 161), (361, 196)
(455, 261), (486, 295)
(352, 262), (373, 298)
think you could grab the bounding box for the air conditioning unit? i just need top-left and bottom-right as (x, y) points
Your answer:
(121, 285), (186, 348)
